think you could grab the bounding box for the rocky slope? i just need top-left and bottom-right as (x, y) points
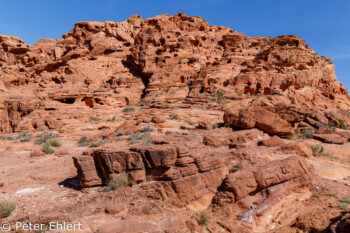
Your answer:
(0, 13), (350, 233)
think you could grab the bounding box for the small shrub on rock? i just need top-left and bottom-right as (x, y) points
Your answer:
(230, 163), (243, 173)
(90, 116), (101, 122)
(47, 138), (62, 147)
(17, 132), (32, 142)
(129, 132), (142, 143)
(199, 211), (210, 226)
(34, 132), (58, 145)
(106, 173), (130, 191)
(89, 140), (105, 148)
(78, 136), (89, 146)
(338, 119), (347, 130)
(122, 106), (136, 113)
(170, 113), (178, 120)
(0, 199), (16, 218)
(286, 134), (294, 140)
(141, 123), (153, 132)
(41, 143), (55, 154)
(38, 126), (47, 131)
(311, 144), (324, 156)
(115, 131), (124, 137)
(337, 201), (348, 210)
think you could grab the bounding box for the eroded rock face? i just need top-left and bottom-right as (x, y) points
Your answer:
(1, 12), (350, 233)
(222, 156), (314, 201)
(0, 13), (349, 133)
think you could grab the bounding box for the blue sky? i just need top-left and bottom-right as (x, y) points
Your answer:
(1, 0), (349, 89)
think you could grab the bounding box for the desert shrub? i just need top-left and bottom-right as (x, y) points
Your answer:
(216, 91), (224, 101)
(327, 191), (336, 197)
(129, 132), (143, 143)
(108, 116), (116, 122)
(141, 123), (153, 132)
(209, 91), (224, 102)
(141, 132), (151, 141)
(0, 200), (16, 218)
(34, 132), (58, 145)
(89, 140), (104, 148)
(170, 113), (178, 120)
(199, 211), (210, 226)
(327, 120), (337, 132)
(249, 160), (256, 165)
(17, 132), (32, 142)
(286, 134), (294, 140)
(342, 197), (350, 204)
(141, 141), (153, 146)
(107, 173), (130, 191)
(115, 131), (124, 137)
(78, 136), (88, 144)
(0, 135), (14, 140)
(337, 201), (348, 210)
(311, 144), (323, 156)
(338, 119), (347, 130)
(212, 123), (218, 129)
(38, 126), (47, 131)
(90, 116), (101, 122)
(302, 130), (315, 139)
(41, 143), (55, 154)
(209, 154), (215, 157)
(312, 191), (321, 198)
(184, 119), (192, 124)
(46, 138), (62, 147)
(231, 163), (243, 173)
(122, 106), (136, 113)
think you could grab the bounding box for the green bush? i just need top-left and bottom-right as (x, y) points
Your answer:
(199, 211), (210, 226)
(89, 140), (104, 148)
(338, 119), (347, 130)
(141, 124), (153, 132)
(311, 144), (324, 156)
(38, 126), (47, 131)
(141, 132), (151, 141)
(122, 106), (136, 113)
(231, 163), (243, 173)
(78, 136), (89, 146)
(46, 138), (62, 147)
(170, 113), (178, 120)
(17, 132), (32, 142)
(34, 132), (58, 145)
(128, 132), (143, 143)
(107, 173), (130, 191)
(141, 141), (153, 146)
(108, 116), (116, 122)
(79, 136), (87, 144)
(337, 201), (348, 210)
(286, 134), (294, 140)
(41, 143), (55, 154)
(90, 116), (101, 121)
(115, 131), (124, 137)
(0, 200), (16, 218)
(342, 197), (350, 204)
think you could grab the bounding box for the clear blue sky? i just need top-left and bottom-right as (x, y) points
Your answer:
(1, 0), (349, 89)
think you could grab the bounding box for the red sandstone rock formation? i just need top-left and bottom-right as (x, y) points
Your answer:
(0, 12), (349, 133)
(1, 12), (350, 233)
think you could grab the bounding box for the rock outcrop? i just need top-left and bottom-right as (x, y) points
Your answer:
(1, 13), (349, 133)
(1, 12), (350, 233)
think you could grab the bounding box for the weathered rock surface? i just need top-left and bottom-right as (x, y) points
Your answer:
(1, 12), (350, 233)
(1, 13), (350, 133)
(222, 156), (314, 200)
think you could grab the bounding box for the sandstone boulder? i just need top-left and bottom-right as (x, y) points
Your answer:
(313, 134), (347, 144)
